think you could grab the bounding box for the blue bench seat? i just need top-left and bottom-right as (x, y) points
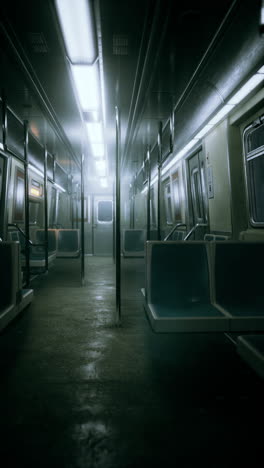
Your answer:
(214, 242), (264, 331)
(144, 241), (264, 333)
(144, 241), (229, 333)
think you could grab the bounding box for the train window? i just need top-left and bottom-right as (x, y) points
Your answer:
(163, 180), (173, 224)
(191, 168), (203, 220)
(172, 170), (182, 221)
(97, 200), (113, 223)
(247, 156), (264, 223)
(244, 119), (264, 225)
(246, 120), (264, 153)
(13, 168), (24, 222)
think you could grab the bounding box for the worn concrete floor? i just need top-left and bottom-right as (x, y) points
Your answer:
(0, 256), (263, 467)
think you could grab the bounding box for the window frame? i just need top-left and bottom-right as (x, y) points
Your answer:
(243, 115), (264, 227)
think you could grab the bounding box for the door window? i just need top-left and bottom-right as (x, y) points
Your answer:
(13, 168), (25, 222)
(97, 200), (113, 223)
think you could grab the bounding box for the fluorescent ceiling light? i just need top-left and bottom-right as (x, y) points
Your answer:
(86, 122), (103, 143)
(71, 64), (100, 111)
(91, 142), (104, 158)
(162, 139), (198, 177)
(258, 65), (264, 74)
(194, 124), (214, 140)
(261, 3), (264, 26)
(141, 174), (158, 194)
(208, 104), (235, 126)
(227, 74), (264, 105)
(55, 0), (96, 64)
(100, 177), (108, 188)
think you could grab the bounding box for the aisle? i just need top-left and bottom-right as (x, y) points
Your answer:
(0, 257), (263, 467)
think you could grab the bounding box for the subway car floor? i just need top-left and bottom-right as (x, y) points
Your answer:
(0, 257), (263, 467)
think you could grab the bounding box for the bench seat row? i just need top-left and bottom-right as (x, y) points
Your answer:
(143, 241), (264, 334)
(8, 229), (80, 269)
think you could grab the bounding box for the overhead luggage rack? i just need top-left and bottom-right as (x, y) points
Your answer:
(143, 241), (264, 333)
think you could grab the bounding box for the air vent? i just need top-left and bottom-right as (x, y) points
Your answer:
(28, 32), (48, 53)
(113, 34), (128, 56)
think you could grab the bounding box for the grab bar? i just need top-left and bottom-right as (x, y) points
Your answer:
(164, 223), (187, 241)
(8, 223), (45, 247)
(184, 223), (207, 241)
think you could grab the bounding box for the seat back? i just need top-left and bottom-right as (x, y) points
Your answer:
(214, 242), (264, 308)
(146, 241), (211, 307)
(123, 229), (146, 256)
(0, 242), (20, 310)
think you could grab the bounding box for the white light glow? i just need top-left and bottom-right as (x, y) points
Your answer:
(162, 139), (198, 177)
(91, 142), (104, 158)
(208, 104), (235, 126)
(194, 124), (214, 140)
(141, 174), (158, 194)
(258, 65), (264, 74)
(92, 111), (100, 121)
(100, 177), (108, 188)
(71, 64), (100, 111)
(95, 160), (106, 176)
(261, 6), (264, 25)
(86, 122), (103, 143)
(55, 0), (96, 64)
(227, 74), (264, 105)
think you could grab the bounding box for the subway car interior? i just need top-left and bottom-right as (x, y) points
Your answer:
(0, 0), (264, 466)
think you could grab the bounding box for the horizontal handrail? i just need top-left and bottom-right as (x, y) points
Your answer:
(184, 223), (208, 241)
(164, 223), (187, 241)
(8, 223), (46, 247)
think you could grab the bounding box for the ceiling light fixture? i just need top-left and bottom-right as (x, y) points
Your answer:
(55, 0), (96, 64)
(71, 64), (100, 111)
(86, 122), (103, 143)
(91, 142), (104, 158)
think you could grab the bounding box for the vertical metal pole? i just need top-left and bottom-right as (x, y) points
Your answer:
(2, 90), (7, 149)
(81, 153), (85, 286)
(146, 146), (151, 240)
(1, 92), (9, 241)
(113, 179), (116, 262)
(157, 121), (162, 240)
(115, 106), (121, 325)
(71, 176), (74, 229)
(44, 147), (48, 272)
(131, 175), (136, 229)
(24, 120), (30, 287)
